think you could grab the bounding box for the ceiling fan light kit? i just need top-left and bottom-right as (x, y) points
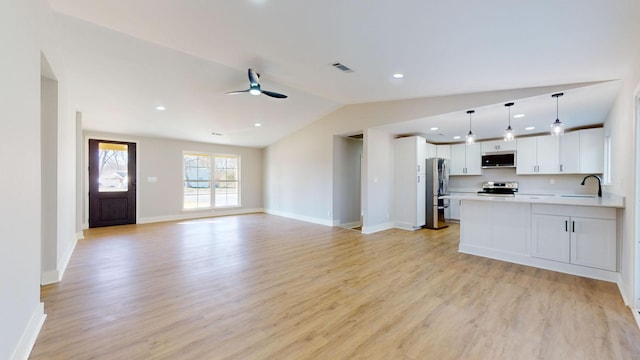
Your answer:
(550, 92), (564, 136)
(226, 68), (288, 99)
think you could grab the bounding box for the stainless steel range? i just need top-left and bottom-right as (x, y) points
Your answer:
(477, 181), (518, 196)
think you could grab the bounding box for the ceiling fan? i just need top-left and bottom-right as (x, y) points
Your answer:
(226, 68), (288, 99)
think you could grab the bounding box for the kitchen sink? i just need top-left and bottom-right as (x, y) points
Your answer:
(559, 194), (596, 198)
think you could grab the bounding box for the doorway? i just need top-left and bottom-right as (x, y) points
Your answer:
(88, 139), (137, 227)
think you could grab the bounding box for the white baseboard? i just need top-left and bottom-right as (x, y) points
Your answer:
(393, 222), (422, 231)
(138, 208), (264, 224)
(632, 308), (640, 330)
(340, 221), (361, 229)
(264, 209), (333, 226)
(40, 270), (59, 285)
(362, 222), (394, 234)
(76, 231), (84, 240)
(10, 302), (46, 360)
(41, 233), (80, 285)
(459, 244), (619, 283)
(616, 274), (632, 306)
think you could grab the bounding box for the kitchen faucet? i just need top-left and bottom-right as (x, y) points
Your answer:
(581, 175), (602, 197)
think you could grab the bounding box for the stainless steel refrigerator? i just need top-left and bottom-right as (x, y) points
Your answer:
(424, 158), (449, 229)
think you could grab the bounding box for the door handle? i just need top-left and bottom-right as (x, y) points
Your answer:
(572, 221), (575, 233)
(565, 220), (568, 232)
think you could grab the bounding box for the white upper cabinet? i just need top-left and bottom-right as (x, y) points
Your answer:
(559, 131), (580, 173)
(426, 142), (437, 159)
(481, 140), (516, 153)
(450, 143), (482, 175)
(436, 144), (451, 160)
(516, 135), (560, 174)
(559, 128), (604, 174)
(578, 128), (604, 174)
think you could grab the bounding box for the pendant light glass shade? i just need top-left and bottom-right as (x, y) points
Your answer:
(550, 93), (564, 136)
(465, 110), (476, 144)
(503, 102), (515, 142)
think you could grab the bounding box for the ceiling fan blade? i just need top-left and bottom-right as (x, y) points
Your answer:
(225, 89), (250, 95)
(261, 90), (288, 99)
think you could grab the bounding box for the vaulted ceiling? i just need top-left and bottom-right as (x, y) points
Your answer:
(49, 0), (640, 147)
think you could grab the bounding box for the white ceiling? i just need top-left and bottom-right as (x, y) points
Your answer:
(48, 0), (640, 147)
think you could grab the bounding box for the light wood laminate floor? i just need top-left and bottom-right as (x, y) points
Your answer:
(31, 214), (640, 359)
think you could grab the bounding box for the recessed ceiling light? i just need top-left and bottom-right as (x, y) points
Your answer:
(254, 123), (262, 127)
(430, 127), (438, 131)
(155, 105), (166, 111)
(453, 135), (461, 140)
(525, 126), (535, 131)
(513, 114), (525, 118)
(392, 73), (404, 79)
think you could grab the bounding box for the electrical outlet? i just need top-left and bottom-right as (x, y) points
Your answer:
(549, 179), (555, 185)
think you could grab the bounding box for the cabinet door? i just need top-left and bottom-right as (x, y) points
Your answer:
(531, 214), (570, 262)
(416, 137), (427, 173)
(436, 144), (451, 160)
(460, 200), (492, 248)
(579, 128), (604, 174)
(426, 142), (437, 159)
(483, 140), (516, 153)
(570, 217), (616, 271)
(449, 144), (466, 175)
(465, 143), (482, 175)
(448, 197), (460, 220)
(536, 135), (560, 174)
(559, 131), (580, 174)
(516, 137), (537, 174)
(416, 173), (426, 227)
(393, 137), (420, 227)
(492, 203), (529, 255)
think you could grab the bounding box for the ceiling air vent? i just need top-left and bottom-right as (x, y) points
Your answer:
(332, 62), (353, 73)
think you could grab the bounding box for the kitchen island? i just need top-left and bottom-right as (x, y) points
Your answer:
(441, 193), (624, 282)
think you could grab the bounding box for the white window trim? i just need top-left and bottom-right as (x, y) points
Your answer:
(213, 153), (241, 209)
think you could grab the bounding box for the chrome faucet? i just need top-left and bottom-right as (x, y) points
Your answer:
(581, 175), (602, 197)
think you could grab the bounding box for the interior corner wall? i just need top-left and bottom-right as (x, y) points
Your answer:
(604, 54), (640, 307)
(83, 131), (264, 224)
(332, 136), (363, 226)
(361, 128), (394, 233)
(263, 124), (334, 225)
(41, 75), (58, 280)
(1, 1), (49, 358)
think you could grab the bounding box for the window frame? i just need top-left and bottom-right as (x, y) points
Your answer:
(213, 153), (241, 209)
(182, 152), (212, 210)
(182, 151), (241, 210)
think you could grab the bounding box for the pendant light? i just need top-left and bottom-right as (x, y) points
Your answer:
(465, 110), (476, 144)
(503, 102), (515, 142)
(550, 92), (564, 136)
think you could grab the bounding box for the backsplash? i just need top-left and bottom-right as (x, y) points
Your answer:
(449, 168), (602, 195)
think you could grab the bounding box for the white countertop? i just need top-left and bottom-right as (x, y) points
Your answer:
(441, 192), (624, 208)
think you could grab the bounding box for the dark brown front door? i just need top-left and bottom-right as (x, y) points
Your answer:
(88, 139), (137, 228)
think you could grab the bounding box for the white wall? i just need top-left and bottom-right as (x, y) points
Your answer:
(332, 136), (363, 227)
(41, 75), (58, 277)
(83, 132), (263, 224)
(604, 54), (640, 307)
(0, 0), (77, 358)
(362, 128), (394, 233)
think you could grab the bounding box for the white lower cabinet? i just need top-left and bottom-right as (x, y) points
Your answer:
(460, 200), (529, 255)
(531, 205), (616, 271)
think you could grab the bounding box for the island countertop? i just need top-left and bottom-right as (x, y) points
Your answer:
(441, 192), (624, 208)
